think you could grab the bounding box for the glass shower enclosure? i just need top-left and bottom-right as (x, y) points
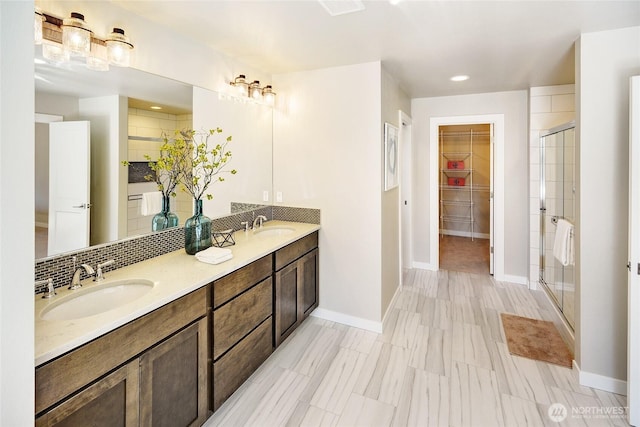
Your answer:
(539, 122), (576, 330)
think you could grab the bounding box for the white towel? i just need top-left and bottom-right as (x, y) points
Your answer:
(195, 246), (233, 265)
(553, 218), (574, 266)
(141, 191), (162, 216)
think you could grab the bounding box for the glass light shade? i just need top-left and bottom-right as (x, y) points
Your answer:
(34, 10), (44, 45)
(62, 12), (92, 56)
(231, 74), (249, 97)
(249, 81), (262, 100)
(262, 85), (276, 106)
(42, 41), (69, 63)
(106, 28), (133, 67)
(86, 43), (109, 71)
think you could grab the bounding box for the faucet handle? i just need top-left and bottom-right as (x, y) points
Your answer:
(95, 259), (115, 281)
(241, 221), (250, 232)
(37, 278), (56, 299)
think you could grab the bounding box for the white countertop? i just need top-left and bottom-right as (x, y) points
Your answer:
(35, 221), (320, 366)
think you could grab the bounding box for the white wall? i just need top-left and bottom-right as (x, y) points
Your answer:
(575, 25), (640, 392)
(411, 91), (529, 280)
(273, 62), (384, 328)
(381, 68), (411, 317)
(0, 2), (35, 424)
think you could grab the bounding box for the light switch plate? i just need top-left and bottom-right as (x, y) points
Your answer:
(276, 192), (283, 203)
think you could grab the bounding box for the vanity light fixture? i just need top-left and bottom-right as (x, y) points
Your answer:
(61, 12), (92, 56)
(230, 74), (250, 97)
(34, 9), (45, 44)
(249, 80), (262, 100)
(106, 28), (134, 67)
(35, 9), (134, 71)
(228, 74), (276, 106)
(262, 85), (276, 106)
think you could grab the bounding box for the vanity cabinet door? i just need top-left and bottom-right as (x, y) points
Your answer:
(139, 318), (209, 427)
(300, 248), (319, 318)
(35, 359), (139, 427)
(274, 235), (319, 348)
(274, 261), (300, 346)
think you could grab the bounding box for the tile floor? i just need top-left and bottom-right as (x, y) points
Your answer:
(205, 269), (628, 427)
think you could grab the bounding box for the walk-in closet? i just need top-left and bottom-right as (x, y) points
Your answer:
(439, 124), (492, 275)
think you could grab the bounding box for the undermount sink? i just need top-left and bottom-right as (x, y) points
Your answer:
(253, 226), (295, 237)
(40, 279), (155, 321)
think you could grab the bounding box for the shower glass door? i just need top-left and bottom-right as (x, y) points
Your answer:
(540, 124), (575, 330)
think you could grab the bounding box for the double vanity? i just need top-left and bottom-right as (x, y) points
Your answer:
(34, 220), (320, 426)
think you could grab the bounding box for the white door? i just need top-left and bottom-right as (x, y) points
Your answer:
(48, 121), (91, 256)
(400, 112), (413, 273)
(628, 75), (640, 427)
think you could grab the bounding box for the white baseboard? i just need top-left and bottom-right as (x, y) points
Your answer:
(574, 360), (628, 395)
(310, 308), (382, 333)
(500, 274), (529, 286)
(382, 285), (402, 331)
(413, 261), (437, 271)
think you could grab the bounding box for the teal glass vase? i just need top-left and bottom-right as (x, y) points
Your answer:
(151, 194), (179, 232)
(184, 199), (212, 255)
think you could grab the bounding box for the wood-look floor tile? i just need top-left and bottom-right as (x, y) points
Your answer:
(501, 394), (546, 427)
(336, 394), (395, 427)
(449, 360), (505, 427)
(244, 369), (310, 427)
(310, 347), (367, 414)
(296, 404), (339, 427)
(451, 321), (492, 370)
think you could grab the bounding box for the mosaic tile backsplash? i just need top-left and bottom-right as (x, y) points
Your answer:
(35, 205), (320, 294)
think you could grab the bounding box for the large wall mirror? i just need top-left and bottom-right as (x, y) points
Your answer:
(35, 48), (273, 261)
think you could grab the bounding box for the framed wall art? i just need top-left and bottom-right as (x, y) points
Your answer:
(384, 122), (399, 191)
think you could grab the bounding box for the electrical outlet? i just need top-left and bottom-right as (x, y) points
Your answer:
(263, 190), (269, 202)
(276, 192), (283, 203)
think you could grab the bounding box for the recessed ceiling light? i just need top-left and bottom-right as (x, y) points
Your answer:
(150, 106), (162, 110)
(450, 75), (469, 82)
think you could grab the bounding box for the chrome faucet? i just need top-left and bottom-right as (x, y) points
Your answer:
(94, 259), (115, 281)
(253, 215), (267, 229)
(70, 264), (95, 290)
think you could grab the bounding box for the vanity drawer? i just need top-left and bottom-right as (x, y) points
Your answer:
(275, 231), (318, 271)
(213, 317), (273, 411)
(213, 277), (272, 360)
(213, 255), (272, 308)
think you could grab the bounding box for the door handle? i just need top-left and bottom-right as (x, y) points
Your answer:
(72, 203), (92, 209)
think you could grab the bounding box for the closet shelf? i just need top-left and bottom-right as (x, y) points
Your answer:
(440, 169), (473, 173)
(440, 200), (474, 206)
(441, 152), (471, 159)
(439, 184), (490, 191)
(440, 215), (474, 223)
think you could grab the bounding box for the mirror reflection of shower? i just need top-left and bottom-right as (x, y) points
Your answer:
(539, 122), (576, 330)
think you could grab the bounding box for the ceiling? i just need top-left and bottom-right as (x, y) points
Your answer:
(111, 0), (640, 98)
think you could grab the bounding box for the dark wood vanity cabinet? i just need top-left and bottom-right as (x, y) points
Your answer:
(35, 288), (209, 427)
(274, 232), (319, 347)
(211, 255), (274, 411)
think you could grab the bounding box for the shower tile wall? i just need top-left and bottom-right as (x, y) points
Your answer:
(528, 85), (575, 287)
(127, 108), (193, 236)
